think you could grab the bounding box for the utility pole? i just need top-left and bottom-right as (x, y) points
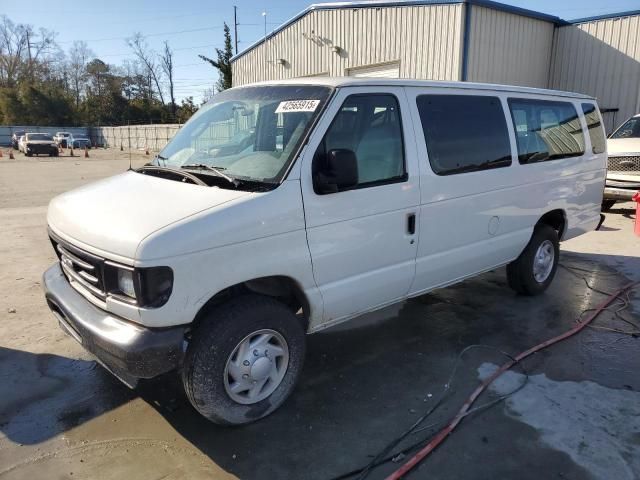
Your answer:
(262, 11), (267, 39)
(233, 6), (238, 55)
(26, 30), (32, 77)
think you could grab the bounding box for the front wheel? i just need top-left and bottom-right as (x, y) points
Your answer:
(507, 225), (559, 296)
(182, 294), (306, 425)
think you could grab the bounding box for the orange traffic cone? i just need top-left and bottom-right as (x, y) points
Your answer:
(120, 144), (123, 151)
(9, 150), (14, 159)
(0, 150), (3, 158)
(145, 147), (149, 155)
(84, 146), (89, 158)
(69, 147), (74, 157)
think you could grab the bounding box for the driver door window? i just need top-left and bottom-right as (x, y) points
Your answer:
(316, 94), (406, 188)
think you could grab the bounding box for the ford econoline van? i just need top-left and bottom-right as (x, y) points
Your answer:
(43, 78), (607, 425)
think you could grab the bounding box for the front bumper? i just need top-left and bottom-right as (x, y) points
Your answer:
(43, 263), (185, 387)
(26, 145), (56, 155)
(604, 187), (637, 201)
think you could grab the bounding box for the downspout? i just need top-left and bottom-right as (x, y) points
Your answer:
(461, 2), (472, 81)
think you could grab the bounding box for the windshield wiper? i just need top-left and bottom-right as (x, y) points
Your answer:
(155, 154), (167, 166)
(180, 163), (238, 187)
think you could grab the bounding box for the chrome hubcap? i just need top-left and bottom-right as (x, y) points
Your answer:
(224, 329), (289, 405)
(533, 240), (555, 283)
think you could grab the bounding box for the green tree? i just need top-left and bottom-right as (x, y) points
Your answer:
(176, 96), (198, 123)
(198, 23), (233, 91)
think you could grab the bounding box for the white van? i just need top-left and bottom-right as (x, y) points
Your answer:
(43, 78), (606, 425)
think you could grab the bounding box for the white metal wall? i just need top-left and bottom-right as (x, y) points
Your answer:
(549, 13), (640, 132)
(232, 4), (464, 86)
(465, 5), (555, 87)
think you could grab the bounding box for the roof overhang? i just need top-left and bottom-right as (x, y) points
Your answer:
(568, 9), (640, 24)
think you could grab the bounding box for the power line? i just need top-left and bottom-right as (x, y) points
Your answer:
(57, 26), (224, 44)
(98, 43), (223, 58)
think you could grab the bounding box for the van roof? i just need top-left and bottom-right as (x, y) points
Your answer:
(241, 77), (596, 100)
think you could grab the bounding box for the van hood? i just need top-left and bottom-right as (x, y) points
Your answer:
(48, 171), (251, 260)
(607, 138), (640, 155)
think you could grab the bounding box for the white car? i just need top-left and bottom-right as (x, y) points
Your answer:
(603, 114), (640, 210)
(18, 135), (26, 153)
(43, 78), (606, 425)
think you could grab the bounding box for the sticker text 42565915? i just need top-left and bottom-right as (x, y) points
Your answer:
(275, 100), (320, 114)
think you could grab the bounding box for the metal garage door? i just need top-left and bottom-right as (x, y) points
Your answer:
(347, 62), (400, 78)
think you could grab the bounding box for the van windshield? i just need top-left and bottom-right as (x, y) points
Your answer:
(156, 85), (332, 185)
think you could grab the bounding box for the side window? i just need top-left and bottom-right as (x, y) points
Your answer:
(508, 98), (585, 164)
(581, 103), (606, 154)
(416, 94), (511, 175)
(317, 94), (405, 187)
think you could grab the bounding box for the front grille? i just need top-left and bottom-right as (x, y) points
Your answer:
(608, 155), (640, 173)
(49, 233), (107, 300)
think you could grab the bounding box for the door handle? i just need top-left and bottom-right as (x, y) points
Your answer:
(407, 213), (416, 235)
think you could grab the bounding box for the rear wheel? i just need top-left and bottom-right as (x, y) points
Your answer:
(507, 224), (559, 296)
(601, 199), (616, 212)
(182, 294), (306, 425)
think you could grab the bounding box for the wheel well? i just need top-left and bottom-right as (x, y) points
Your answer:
(191, 276), (310, 331)
(536, 209), (566, 239)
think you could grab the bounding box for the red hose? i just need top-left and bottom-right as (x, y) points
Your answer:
(386, 281), (638, 480)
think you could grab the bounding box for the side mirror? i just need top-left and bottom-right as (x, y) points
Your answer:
(313, 149), (359, 194)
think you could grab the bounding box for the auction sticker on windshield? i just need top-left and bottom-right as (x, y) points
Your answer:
(275, 100), (320, 113)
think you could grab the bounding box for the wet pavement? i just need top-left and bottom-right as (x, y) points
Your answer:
(1, 151), (639, 479)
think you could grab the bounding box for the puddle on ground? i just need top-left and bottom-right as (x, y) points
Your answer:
(478, 363), (640, 480)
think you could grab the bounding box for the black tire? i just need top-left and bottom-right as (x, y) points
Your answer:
(182, 294), (306, 425)
(25, 152), (32, 157)
(601, 199), (616, 212)
(507, 224), (559, 296)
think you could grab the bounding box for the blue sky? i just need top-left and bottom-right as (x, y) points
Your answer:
(3, 0), (639, 103)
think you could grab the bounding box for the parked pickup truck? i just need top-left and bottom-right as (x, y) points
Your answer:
(54, 132), (72, 148)
(603, 113), (640, 210)
(43, 78), (606, 425)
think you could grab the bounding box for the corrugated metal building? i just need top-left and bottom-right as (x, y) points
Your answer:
(230, 0), (640, 131)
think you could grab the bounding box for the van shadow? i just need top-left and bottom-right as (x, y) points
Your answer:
(134, 254), (637, 480)
(0, 346), (134, 445)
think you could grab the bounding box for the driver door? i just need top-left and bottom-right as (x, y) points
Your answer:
(300, 86), (420, 327)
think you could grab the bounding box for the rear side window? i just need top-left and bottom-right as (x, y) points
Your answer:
(416, 95), (511, 175)
(508, 98), (585, 164)
(581, 103), (606, 154)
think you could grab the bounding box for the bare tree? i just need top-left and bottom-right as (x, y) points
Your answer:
(127, 33), (164, 104)
(68, 40), (93, 108)
(201, 86), (215, 104)
(160, 41), (176, 116)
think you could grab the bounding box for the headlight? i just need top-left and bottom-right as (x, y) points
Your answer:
(138, 266), (174, 308)
(106, 263), (173, 308)
(117, 269), (136, 298)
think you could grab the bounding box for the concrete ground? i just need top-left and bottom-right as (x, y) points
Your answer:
(0, 148), (638, 480)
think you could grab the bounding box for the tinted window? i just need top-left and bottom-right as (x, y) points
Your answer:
(416, 95), (511, 175)
(581, 103), (606, 154)
(508, 98), (585, 164)
(610, 116), (640, 139)
(318, 94), (405, 186)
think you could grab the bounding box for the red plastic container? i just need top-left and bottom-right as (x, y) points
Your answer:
(633, 191), (640, 236)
